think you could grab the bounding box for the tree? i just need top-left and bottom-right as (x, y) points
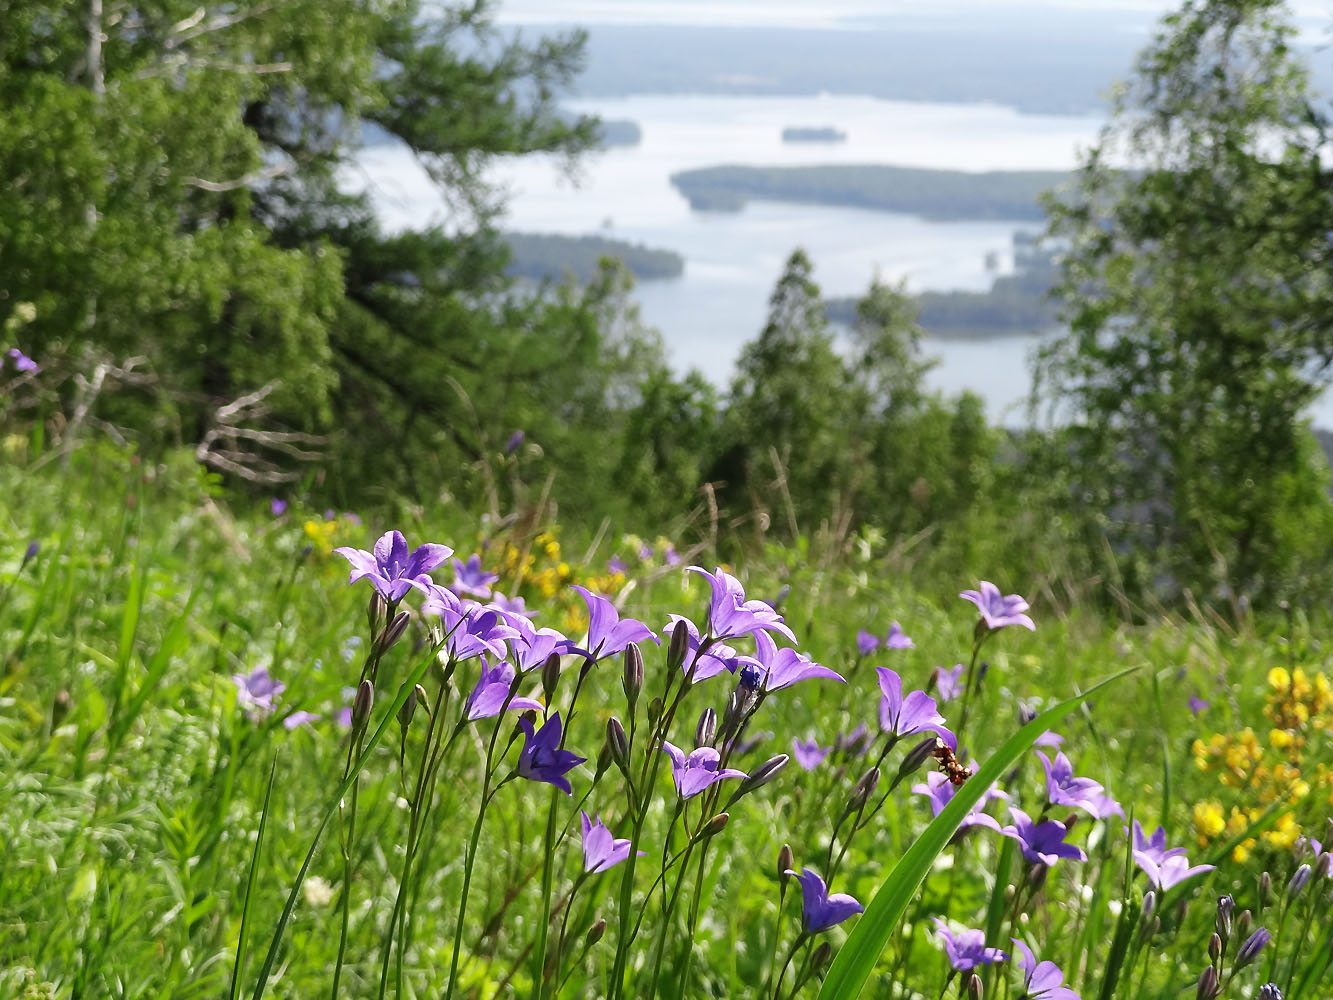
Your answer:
(0, 1), (605, 496)
(1036, 0), (1333, 603)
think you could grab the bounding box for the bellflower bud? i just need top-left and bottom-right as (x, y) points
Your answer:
(667, 619), (690, 671)
(623, 644), (644, 710)
(606, 717), (630, 773)
(1139, 891), (1157, 938)
(596, 740), (613, 778)
(777, 844), (794, 895)
(585, 919), (606, 948)
(1288, 864), (1312, 898)
(700, 812), (730, 839)
(696, 708), (717, 748)
(1207, 933), (1222, 965)
(1235, 927), (1271, 970)
(1215, 894), (1234, 943)
(1256, 985), (1283, 1000)
(541, 652), (561, 704)
(1316, 852), (1331, 880)
(352, 679), (374, 728)
(1195, 966), (1220, 1000)
(397, 690), (417, 729)
(1235, 909), (1253, 947)
(368, 592), (388, 639)
(811, 941), (832, 975)
(647, 697), (663, 728)
(966, 973), (984, 1000)
(22, 540), (39, 565)
(376, 611), (410, 655)
(1258, 871), (1273, 910)
(896, 736), (939, 782)
(730, 754), (788, 804)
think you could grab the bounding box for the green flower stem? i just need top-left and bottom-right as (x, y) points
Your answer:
(955, 628), (990, 740)
(760, 888), (789, 999)
(444, 711), (510, 1000)
(530, 786), (562, 1000)
(772, 933), (809, 1000)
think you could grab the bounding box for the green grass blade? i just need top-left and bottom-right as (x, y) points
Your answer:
(249, 645), (440, 1000)
(818, 666), (1137, 1000)
(108, 590), (197, 753)
(231, 753), (278, 1000)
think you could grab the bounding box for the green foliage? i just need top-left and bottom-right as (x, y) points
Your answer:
(504, 232), (684, 283)
(1037, 0), (1333, 604)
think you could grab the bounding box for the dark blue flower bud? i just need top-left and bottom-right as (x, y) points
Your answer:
(696, 707), (717, 748)
(1196, 966), (1219, 1000)
(1215, 894), (1234, 942)
(1257, 985), (1283, 1000)
(1235, 928), (1271, 970)
(739, 664), (762, 690)
(22, 540), (39, 565)
(1289, 864), (1312, 897)
(352, 679), (374, 728)
(622, 644), (644, 710)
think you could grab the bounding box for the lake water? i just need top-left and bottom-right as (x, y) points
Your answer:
(351, 92), (1333, 427)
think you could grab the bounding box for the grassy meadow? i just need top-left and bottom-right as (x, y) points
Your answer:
(1, 443), (1328, 1000)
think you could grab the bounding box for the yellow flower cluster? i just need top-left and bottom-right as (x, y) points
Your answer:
(303, 518), (345, 556)
(494, 529), (626, 635)
(1190, 666), (1333, 861)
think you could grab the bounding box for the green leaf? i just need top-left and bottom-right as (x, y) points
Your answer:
(818, 666), (1137, 1000)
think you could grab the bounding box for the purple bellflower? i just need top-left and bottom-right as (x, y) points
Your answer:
(504, 613), (576, 673)
(856, 629), (881, 656)
(466, 658), (545, 720)
(933, 919), (1008, 971)
(450, 554), (498, 598)
(270, 498), (287, 516)
(490, 591), (537, 620)
(283, 710), (320, 729)
(960, 581), (1036, 631)
(1012, 940), (1079, 1000)
(1236, 928), (1271, 968)
(663, 615), (755, 683)
(876, 667), (957, 750)
(1134, 852), (1215, 891)
(660, 741), (747, 798)
(607, 555), (628, 575)
(1129, 821), (1188, 867)
(753, 630), (845, 692)
(884, 621), (914, 649)
(504, 430), (525, 454)
(687, 566), (797, 643)
(516, 712), (585, 795)
(1188, 696), (1209, 716)
(580, 811), (642, 873)
(792, 737), (833, 771)
(335, 530), (452, 603)
(912, 771), (1004, 832)
(1039, 751), (1123, 819)
(572, 585), (658, 660)
(7, 347), (38, 373)
(933, 664), (965, 702)
(1001, 808), (1087, 867)
(424, 589), (521, 661)
(233, 667), (284, 719)
(786, 867), (863, 933)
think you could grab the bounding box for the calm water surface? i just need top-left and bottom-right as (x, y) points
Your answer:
(351, 93), (1333, 426)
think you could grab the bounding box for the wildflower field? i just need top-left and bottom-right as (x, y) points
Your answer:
(2, 445), (1329, 1000)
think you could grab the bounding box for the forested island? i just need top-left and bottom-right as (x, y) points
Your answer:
(782, 126), (847, 143)
(827, 232), (1060, 338)
(504, 232), (684, 282)
(670, 164), (1071, 221)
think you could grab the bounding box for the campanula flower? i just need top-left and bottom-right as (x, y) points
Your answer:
(884, 622), (914, 649)
(1129, 821), (1188, 867)
(6, 347), (38, 373)
(1135, 852), (1215, 891)
(504, 430), (525, 454)
(856, 630), (880, 656)
(687, 566), (796, 642)
(933, 664), (965, 702)
(791, 737), (833, 771)
(876, 667), (956, 749)
(1012, 939), (1079, 1000)
(490, 591), (537, 619)
(572, 585), (658, 660)
(233, 667), (284, 719)
(933, 918), (1008, 971)
(960, 581), (1035, 631)
(660, 741), (746, 798)
(753, 630), (845, 692)
(1039, 751), (1122, 819)
(662, 615), (755, 683)
(1188, 696), (1209, 716)
(270, 498), (287, 516)
(504, 613), (577, 673)
(786, 867), (863, 933)
(1235, 928), (1270, 968)
(282, 710), (320, 729)
(335, 530), (452, 603)
(912, 771), (1005, 832)
(450, 554), (498, 598)
(517, 712), (585, 795)
(424, 589), (521, 660)
(1001, 808), (1087, 866)
(580, 811), (641, 873)
(466, 658), (545, 720)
